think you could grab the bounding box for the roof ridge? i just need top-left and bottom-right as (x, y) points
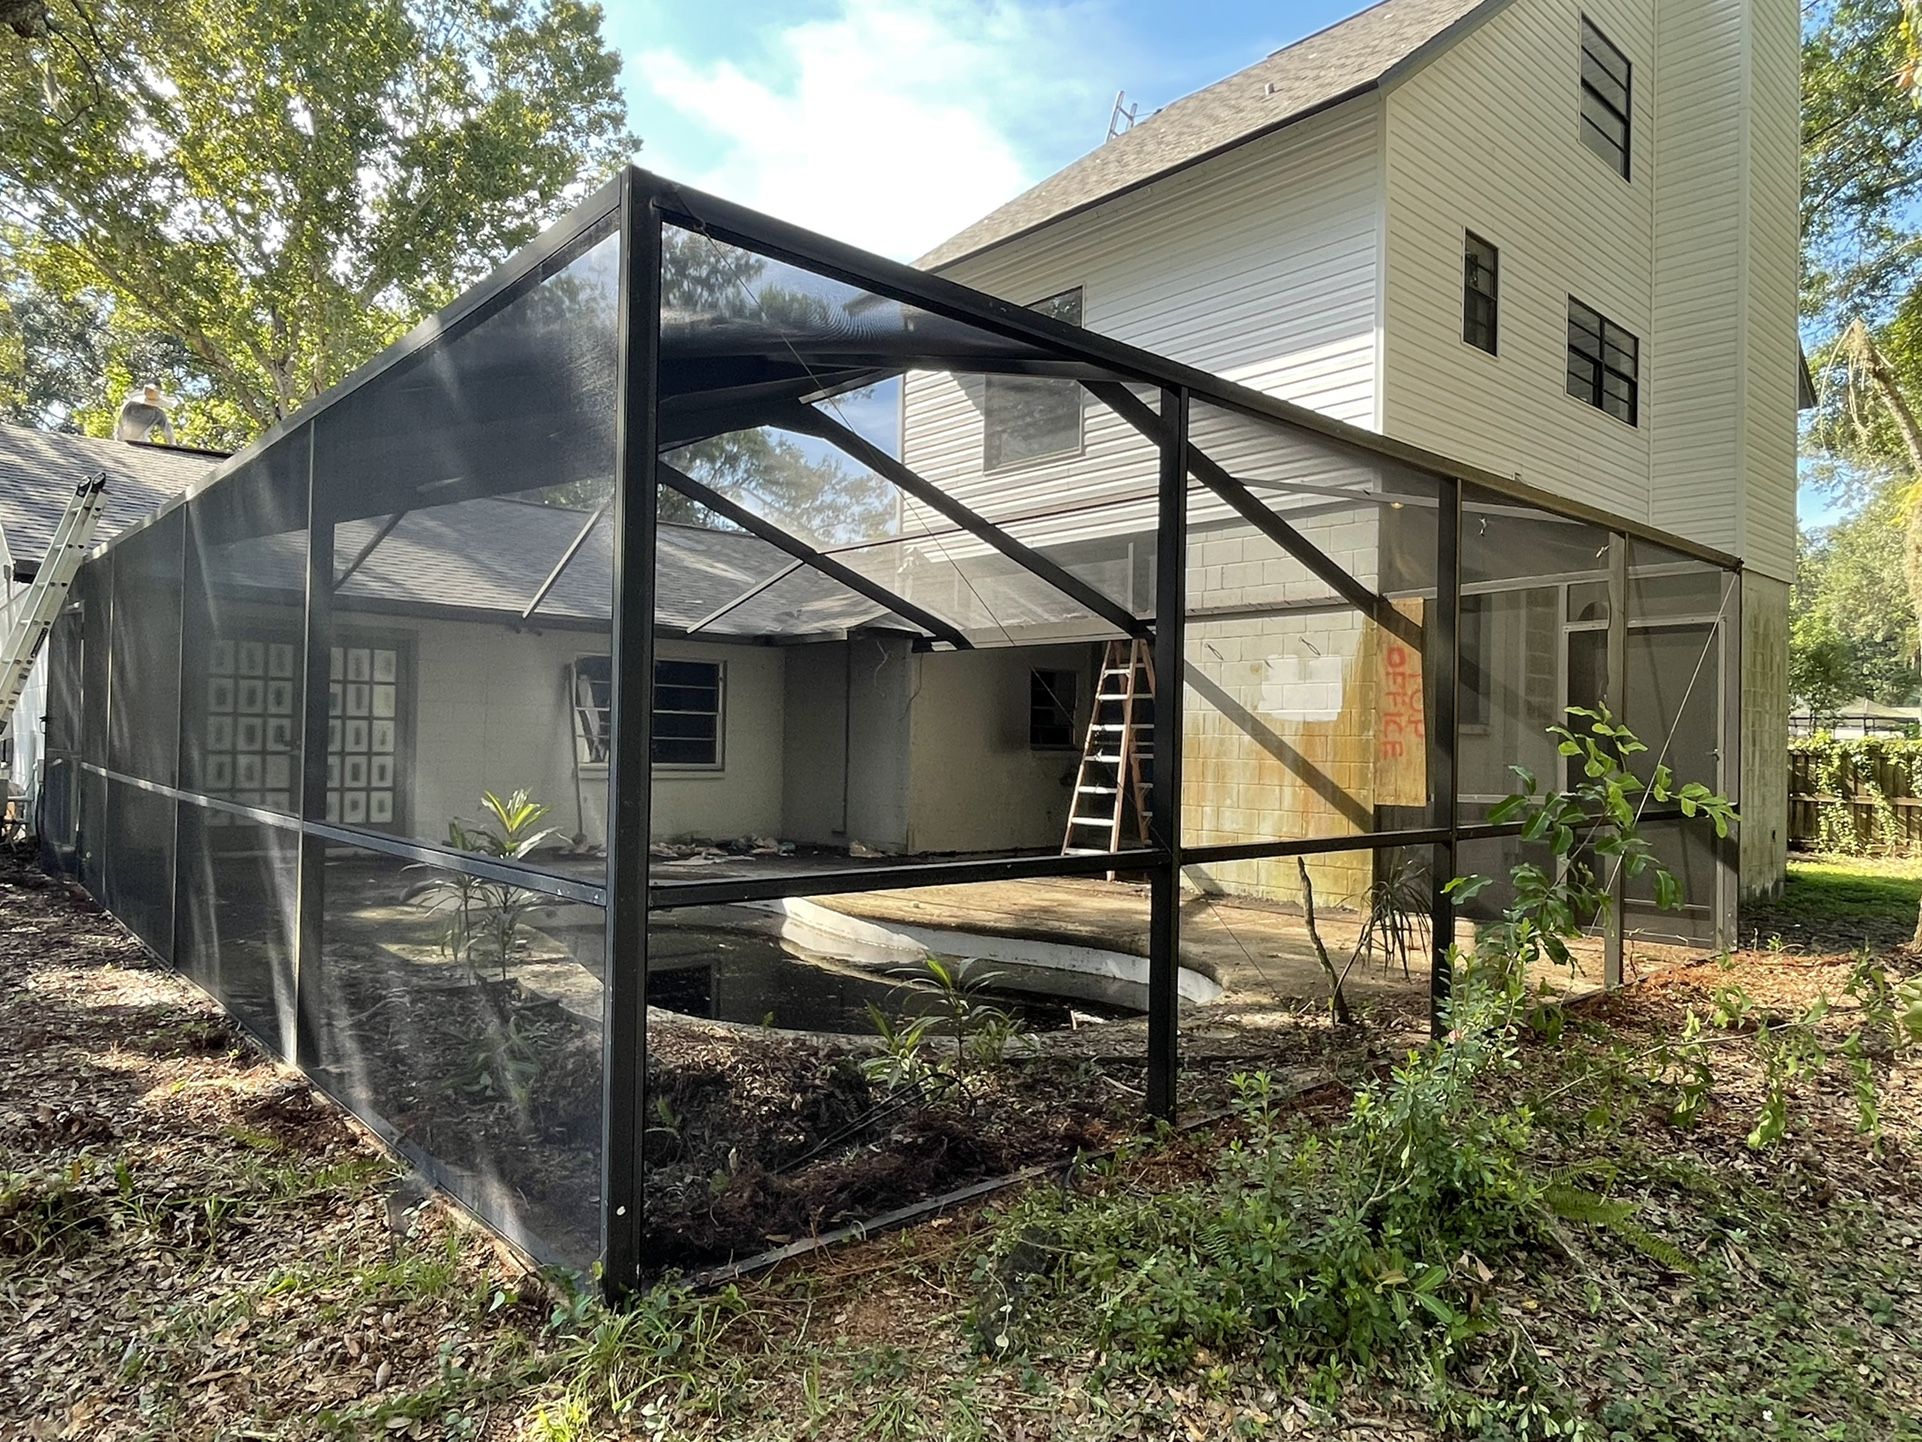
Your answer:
(916, 0), (1492, 272)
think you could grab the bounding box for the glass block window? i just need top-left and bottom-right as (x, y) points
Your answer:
(1566, 297), (1639, 426)
(326, 642), (403, 828)
(652, 658), (723, 768)
(1579, 17), (1631, 179)
(1029, 668), (1079, 749)
(983, 287), (1084, 469)
(1463, 232), (1498, 355)
(203, 636), (300, 817)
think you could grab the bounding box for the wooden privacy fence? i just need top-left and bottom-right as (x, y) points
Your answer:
(1788, 738), (1922, 855)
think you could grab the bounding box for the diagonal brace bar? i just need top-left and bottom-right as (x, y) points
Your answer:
(523, 496), (610, 620)
(777, 402), (1150, 641)
(332, 509), (407, 593)
(1084, 381), (1420, 650)
(656, 463), (974, 650)
(684, 557), (805, 636)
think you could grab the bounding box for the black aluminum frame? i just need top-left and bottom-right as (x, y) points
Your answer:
(43, 166), (1745, 1302)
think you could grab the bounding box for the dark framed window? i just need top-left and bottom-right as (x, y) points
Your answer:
(573, 655), (725, 768)
(1463, 232), (1498, 354)
(984, 287), (1084, 469)
(1566, 297), (1639, 426)
(1579, 17), (1631, 179)
(1029, 667), (1079, 749)
(653, 658), (724, 768)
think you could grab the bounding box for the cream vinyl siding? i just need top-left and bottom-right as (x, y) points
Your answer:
(908, 99), (1386, 545)
(1647, 0), (1747, 558)
(1380, 0), (1797, 581)
(1380, 0), (1655, 523)
(1738, 0), (1801, 584)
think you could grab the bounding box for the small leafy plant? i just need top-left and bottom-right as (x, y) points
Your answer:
(863, 956), (1033, 1095)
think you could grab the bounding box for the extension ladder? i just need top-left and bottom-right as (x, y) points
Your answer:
(0, 472), (106, 734)
(1062, 637), (1155, 855)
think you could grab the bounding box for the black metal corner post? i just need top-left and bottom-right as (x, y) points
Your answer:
(1146, 386), (1188, 1120)
(292, 422), (331, 1068)
(1429, 477), (1462, 1036)
(602, 178), (662, 1300)
(1602, 532), (1629, 989)
(168, 501), (196, 967)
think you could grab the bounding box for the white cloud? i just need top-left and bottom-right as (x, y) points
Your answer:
(629, 1), (1121, 261)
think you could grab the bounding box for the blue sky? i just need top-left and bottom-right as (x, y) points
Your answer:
(610, 0), (1834, 528)
(609, 1), (1356, 260)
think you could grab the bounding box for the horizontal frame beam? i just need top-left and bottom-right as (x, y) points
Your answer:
(648, 847), (1166, 909)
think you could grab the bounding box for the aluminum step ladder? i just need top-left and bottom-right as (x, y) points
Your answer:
(1062, 637), (1155, 856)
(0, 472), (106, 735)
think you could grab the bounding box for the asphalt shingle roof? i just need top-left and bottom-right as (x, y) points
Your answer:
(917, 0), (1494, 271)
(0, 422), (218, 563)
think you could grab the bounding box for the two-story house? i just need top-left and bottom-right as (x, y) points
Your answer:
(907, 0), (1800, 905)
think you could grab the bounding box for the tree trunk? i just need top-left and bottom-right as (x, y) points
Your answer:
(1847, 321), (1922, 948)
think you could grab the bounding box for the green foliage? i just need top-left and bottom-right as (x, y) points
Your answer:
(0, 0), (634, 447)
(1790, 735), (1922, 855)
(1803, 1), (1922, 328)
(1465, 706), (1735, 983)
(970, 710), (1734, 1434)
(863, 956), (1033, 1094)
(1790, 490), (1919, 712)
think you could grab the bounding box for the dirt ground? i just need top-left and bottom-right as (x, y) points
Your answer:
(3, 848), (1920, 1440)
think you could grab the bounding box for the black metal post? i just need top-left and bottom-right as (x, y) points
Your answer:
(1147, 387), (1187, 1119)
(292, 423), (330, 1067)
(1715, 570), (1742, 952)
(602, 178), (661, 1300)
(1429, 477), (1462, 1036)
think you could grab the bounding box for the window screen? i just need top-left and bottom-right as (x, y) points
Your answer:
(652, 658), (723, 768)
(1463, 232), (1498, 354)
(1579, 17), (1631, 179)
(983, 287), (1084, 469)
(1567, 297), (1639, 426)
(1029, 667), (1078, 749)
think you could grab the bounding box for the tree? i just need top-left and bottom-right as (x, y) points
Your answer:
(1790, 493), (1920, 711)
(0, 0), (634, 449)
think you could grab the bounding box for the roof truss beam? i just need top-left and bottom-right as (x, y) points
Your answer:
(778, 402), (1149, 641)
(655, 462), (974, 650)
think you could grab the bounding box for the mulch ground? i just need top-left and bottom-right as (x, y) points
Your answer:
(3, 845), (1921, 1440)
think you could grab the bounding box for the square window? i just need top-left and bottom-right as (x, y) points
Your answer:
(208, 677), (234, 713)
(238, 640), (265, 676)
(371, 755), (394, 788)
(266, 718), (293, 750)
(235, 717), (262, 751)
(343, 792), (367, 824)
(372, 684), (395, 719)
(345, 683), (369, 717)
(235, 754), (263, 789)
(237, 678), (264, 713)
(211, 639), (235, 675)
(207, 716), (233, 751)
(329, 647), (344, 681)
(344, 755), (368, 788)
(347, 648), (372, 682)
(371, 720), (395, 753)
(267, 680), (293, 714)
(264, 754), (292, 791)
(345, 719), (369, 752)
(372, 649), (397, 683)
(1565, 296), (1638, 426)
(206, 755), (232, 789)
(268, 642), (295, 678)
(369, 792), (393, 824)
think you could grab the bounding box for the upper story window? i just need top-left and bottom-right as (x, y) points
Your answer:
(1579, 17), (1631, 179)
(1463, 232), (1498, 354)
(1566, 297), (1639, 426)
(983, 287), (1084, 470)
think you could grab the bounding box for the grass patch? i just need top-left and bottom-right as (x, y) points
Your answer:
(1743, 853), (1922, 950)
